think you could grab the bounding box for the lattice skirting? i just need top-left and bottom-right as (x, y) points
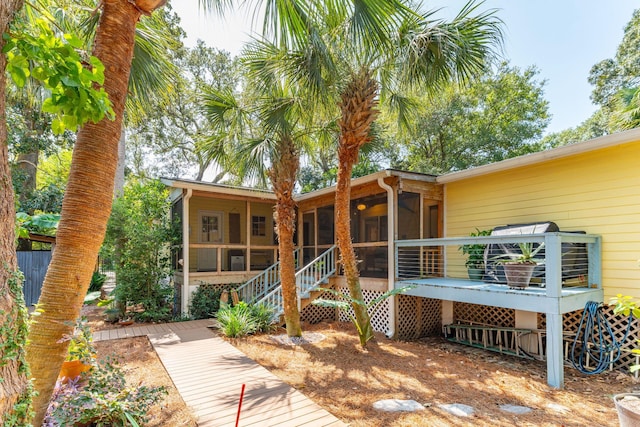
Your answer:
(454, 302), (516, 328)
(301, 290), (337, 324)
(539, 306), (640, 373)
(331, 288), (390, 333)
(396, 295), (441, 340)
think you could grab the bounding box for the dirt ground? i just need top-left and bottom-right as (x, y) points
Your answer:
(83, 305), (196, 427)
(85, 302), (636, 426)
(231, 321), (635, 427)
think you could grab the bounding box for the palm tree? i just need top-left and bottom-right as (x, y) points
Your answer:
(0, 1), (29, 421)
(254, 1), (503, 346)
(25, 1), (168, 423)
(203, 76), (321, 336)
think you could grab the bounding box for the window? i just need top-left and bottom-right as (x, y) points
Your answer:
(252, 216), (266, 236)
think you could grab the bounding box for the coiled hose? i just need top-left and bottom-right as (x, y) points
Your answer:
(570, 301), (633, 375)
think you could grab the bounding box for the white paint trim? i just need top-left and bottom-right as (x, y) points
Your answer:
(437, 128), (640, 184)
(181, 188), (192, 314)
(378, 177), (396, 339)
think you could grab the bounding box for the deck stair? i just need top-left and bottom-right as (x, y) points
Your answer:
(236, 248), (301, 304)
(245, 246), (337, 322)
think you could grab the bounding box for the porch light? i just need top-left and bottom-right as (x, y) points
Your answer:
(357, 203), (366, 211)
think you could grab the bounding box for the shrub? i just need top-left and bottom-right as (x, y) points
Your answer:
(45, 357), (167, 427)
(189, 285), (222, 320)
(217, 302), (257, 338)
(104, 179), (178, 322)
(250, 303), (276, 333)
(217, 302), (276, 338)
(88, 271), (107, 293)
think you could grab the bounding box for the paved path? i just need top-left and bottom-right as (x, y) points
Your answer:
(95, 320), (345, 427)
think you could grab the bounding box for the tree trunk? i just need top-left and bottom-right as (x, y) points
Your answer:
(336, 69), (379, 347)
(0, 1), (30, 424)
(26, 1), (165, 424)
(15, 150), (38, 208)
(269, 136), (302, 337)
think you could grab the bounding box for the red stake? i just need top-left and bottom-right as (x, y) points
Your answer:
(236, 383), (246, 427)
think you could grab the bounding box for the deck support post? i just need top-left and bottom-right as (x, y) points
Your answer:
(546, 312), (564, 388)
(545, 233), (564, 388)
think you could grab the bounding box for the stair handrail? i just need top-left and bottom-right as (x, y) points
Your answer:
(255, 245), (338, 319)
(236, 248), (301, 303)
(295, 245), (337, 310)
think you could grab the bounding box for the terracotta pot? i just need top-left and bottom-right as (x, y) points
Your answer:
(59, 360), (91, 383)
(503, 262), (536, 289)
(614, 393), (640, 427)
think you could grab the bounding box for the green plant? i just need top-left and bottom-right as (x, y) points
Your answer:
(611, 289), (640, 373)
(217, 302), (257, 338)
(250, 303), (277, 333)
(460, 229), (491, 268)
(494, 242), (545, 264)
(45, 357), (167, 426)
(189, 284), (222, 320)
(104, 179), (177, 322)
(57, 317), (96, 365)
(312, 286), (415, 347)
(88, 271), (107, 293)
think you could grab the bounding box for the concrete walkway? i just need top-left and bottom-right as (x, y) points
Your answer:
(94, 320), (345, 427)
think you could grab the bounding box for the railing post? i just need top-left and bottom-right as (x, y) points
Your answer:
(544, 233), (562, 298)
(544, 232), (564, 389)
(588, 236), (602, 290)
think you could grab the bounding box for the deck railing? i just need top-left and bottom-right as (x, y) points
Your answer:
(237, 248), (301, 303)
(395, 233), (602, 294)
(258, 245), (337, 317)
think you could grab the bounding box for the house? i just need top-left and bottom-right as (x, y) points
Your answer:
(162, 127), (640, 388)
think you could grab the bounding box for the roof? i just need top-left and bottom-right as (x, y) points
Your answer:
(294, 169), (437, 202)
(436, 127), (640, 184)
(163, 169), (437, 201)
(160, 177), (277, 200)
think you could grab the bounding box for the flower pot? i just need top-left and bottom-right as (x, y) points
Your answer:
(467, 267), (484, 281)
(614, 393), (640, 427)
(503, 262), (536, 289)
(59, 360), (91, 383)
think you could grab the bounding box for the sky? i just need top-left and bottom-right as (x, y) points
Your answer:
(170, 1), (638, 135)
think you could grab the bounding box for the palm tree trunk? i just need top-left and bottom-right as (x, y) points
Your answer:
(336, 69), (379, 347)
(0, 2), (29, 422)
(26, 1), (165, 423)
(269, 136), (302, 336)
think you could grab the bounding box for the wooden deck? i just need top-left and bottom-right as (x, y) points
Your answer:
(396, 277), (603, 314)
(94, 320), (345, 427)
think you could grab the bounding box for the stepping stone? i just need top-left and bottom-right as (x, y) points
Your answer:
(500, 404), (532, 415)
(438, 403), (475, 417)
(373, 399), (425, 412)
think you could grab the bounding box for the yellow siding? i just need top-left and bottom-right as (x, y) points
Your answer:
(445, 141), (640, 299)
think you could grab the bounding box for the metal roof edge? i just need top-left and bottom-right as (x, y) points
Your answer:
(160, 177), (277, 200)
(436, 128), (640, 184)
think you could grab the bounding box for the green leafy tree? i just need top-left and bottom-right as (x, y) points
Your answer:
(396, 63), (549, 174)
(105, 179), (176, 322)
(127, 40), (241, 180)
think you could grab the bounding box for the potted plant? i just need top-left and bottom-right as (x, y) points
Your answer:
(460, 229), (491, 280)
(611, 286), (640, 426)
(493, 242), (545, 289)
(57, 317), (96, 383)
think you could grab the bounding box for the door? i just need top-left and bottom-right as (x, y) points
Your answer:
(198, 211), (223, 271)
